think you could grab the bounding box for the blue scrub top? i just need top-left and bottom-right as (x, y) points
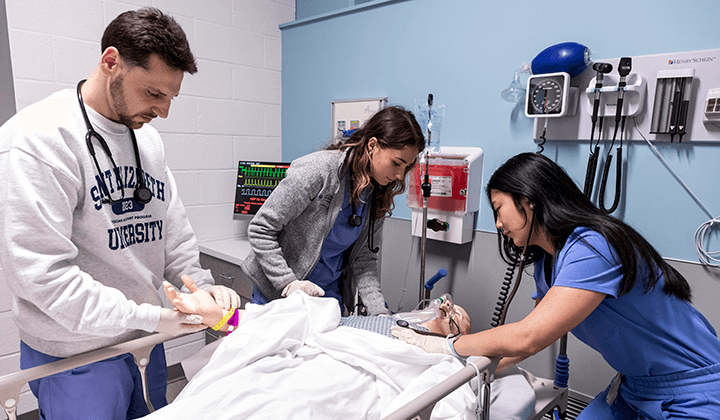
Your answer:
(306, 185), (367, 308)
(534, 227), (720, 377)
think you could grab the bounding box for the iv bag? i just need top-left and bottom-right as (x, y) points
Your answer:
(414, 100), (445, 153)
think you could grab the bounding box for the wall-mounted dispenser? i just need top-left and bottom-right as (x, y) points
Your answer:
(407, 147), (483, 244)
(650, 69), (695, 142)
(703, 88), (720, 125)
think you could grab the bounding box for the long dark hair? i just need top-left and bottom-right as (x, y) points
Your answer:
(486, 152), (691, 301)
(327, 106), (425, 219)
(102, 7), (197, 74)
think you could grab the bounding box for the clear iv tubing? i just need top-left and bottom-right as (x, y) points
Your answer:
(419, 93), (433, 305)
(393, 293), (453, 325)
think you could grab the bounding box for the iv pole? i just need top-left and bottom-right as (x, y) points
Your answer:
(419, 93), (433, 308)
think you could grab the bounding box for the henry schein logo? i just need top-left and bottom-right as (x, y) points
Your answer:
(668, 57), (716, 65)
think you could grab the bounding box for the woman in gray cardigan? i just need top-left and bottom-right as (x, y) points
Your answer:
(241, 106), (425, 315)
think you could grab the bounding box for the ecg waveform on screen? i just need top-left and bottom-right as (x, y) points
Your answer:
(234, 162), (290, 216)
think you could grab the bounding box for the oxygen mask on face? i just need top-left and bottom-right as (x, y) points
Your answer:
(392, 293), (454, 325)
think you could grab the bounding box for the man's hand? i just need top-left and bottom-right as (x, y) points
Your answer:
(163, 277), (225, 327)
(154, 307), (206, 336)
(202, 281), (241, 310)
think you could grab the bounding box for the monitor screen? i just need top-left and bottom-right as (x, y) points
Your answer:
(233, 161), (291, 219)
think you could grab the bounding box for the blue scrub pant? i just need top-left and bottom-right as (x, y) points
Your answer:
(578, 363), (720, 419)
(20, 341), (168, 420)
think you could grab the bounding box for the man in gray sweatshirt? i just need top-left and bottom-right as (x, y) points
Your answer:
(0, 7), (239, 419)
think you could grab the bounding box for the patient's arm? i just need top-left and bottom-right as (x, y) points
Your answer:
(164, 275), (244, 330)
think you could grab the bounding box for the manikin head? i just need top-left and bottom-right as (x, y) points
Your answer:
(421, 302), (471, 336)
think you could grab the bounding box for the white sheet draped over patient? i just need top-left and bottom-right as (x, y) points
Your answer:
(142, 292), (476, 419)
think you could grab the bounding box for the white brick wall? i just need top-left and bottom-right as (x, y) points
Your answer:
(1, 0), (294, 417)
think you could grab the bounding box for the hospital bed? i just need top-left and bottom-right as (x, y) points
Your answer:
(382, 357), (568, 420)
(0, 295), (569, 420)
(0, 332), (172, 420)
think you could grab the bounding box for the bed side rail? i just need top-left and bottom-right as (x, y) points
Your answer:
(382, 356), (499, 420)
(0, 332), (176, 420)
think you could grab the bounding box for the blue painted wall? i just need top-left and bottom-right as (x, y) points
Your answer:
(295, 0), (351, 19)
(282, 0), (720, 262)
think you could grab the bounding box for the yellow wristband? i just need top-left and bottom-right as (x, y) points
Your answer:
(212, 307), (235, 331)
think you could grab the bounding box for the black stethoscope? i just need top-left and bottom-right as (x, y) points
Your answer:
(347, 177), (378, 253)
(77, 80), (153, 205)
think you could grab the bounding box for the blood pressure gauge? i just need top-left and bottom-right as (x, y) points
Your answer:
(525, 72), (572, 118)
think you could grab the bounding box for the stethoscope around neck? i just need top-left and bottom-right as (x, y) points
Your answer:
(347, 176), (379, 254)
(77, 79), (153, 205)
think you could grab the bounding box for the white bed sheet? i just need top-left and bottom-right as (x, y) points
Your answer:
(142, 292), (476, 420)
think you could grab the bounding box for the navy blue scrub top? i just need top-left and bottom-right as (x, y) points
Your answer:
(307, 185), (367, 308)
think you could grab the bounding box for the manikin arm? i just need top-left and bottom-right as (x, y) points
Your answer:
(163, 275), (245, 331)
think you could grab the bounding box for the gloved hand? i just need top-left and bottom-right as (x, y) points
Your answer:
(202, 284), (241, 310)
(163, 279), (224, 327)
(391, 325), (454, 355)
(154, 307), (206, 336)
(282, 280), (325, 297)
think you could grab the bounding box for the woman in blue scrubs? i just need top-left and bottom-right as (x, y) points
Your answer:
(394, 152), (720, 418)
(241, 106), (425, 315)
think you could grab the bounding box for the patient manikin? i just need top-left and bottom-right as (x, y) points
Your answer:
(164, 277), (535, 420)
(163, 276), (469, 337)
(338, 293), (471, 339)
(392, 294), (467, 334)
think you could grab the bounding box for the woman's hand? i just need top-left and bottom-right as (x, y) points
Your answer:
(282, 280), (325, 297)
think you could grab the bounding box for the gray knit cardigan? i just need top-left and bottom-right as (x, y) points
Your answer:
(241, 150), (387, 315)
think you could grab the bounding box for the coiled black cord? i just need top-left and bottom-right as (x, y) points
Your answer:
(490, 262), (517, 328)
(537, 122), (547, 155)
(489, 213), (535, 328)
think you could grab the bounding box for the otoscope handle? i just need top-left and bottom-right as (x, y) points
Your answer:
(591, 99), (600, 123)
(425, 268), (447, 290)
(615, 96), (624, 123)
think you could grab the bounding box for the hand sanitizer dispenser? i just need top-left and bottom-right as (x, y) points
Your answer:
(407, 146), (483, 244)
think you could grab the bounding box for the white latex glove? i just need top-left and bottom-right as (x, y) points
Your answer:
(154, 307), (207, 336)
(203, 285), (241, 310)
(391, 325), (454, 355)
(281, 280), (325, 297)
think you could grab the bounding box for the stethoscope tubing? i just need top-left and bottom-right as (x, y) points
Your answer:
(76, 79), (152, 205)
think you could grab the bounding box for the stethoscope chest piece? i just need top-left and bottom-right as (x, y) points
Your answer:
(348, 195), (363, 227)
(134, 185), (153, 205)
(348, 213), (363, 227)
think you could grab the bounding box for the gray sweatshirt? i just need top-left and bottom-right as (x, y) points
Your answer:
(241, 150), (388, 315)
(0, 89), (214, 357)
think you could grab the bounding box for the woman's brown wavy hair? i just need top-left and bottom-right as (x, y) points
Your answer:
(326, 106), (425, 219)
